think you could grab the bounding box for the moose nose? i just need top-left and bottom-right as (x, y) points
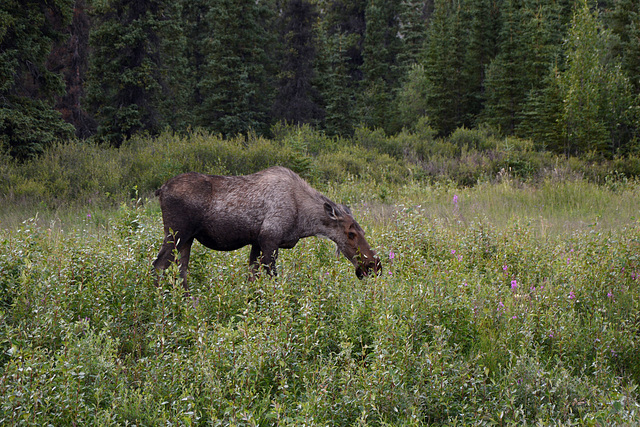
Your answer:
(355, 257), (382, 279)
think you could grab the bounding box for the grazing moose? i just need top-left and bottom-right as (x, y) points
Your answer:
(153, 166), (381, 287)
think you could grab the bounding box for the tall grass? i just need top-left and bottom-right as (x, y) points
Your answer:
(1, 176), (639, 425)
(3, 125), (640, 229)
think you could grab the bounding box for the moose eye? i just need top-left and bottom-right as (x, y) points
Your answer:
(348, 232), (357, 240)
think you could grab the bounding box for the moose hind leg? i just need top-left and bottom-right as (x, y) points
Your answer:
(249, 244), (262, 281)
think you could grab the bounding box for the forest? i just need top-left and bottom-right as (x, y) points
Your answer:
(1, 0), (639, 160)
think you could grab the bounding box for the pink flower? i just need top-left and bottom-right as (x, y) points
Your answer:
(451, 249), (456, 255)
(511, 280), (518, 290)
(569, 291), (576, 300)
(607, 292), (613, 298)
(389, 250), (395, 260)
(503, 265), (508, 272)
(453, 194), (459, 204)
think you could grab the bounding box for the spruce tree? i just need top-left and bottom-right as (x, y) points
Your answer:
(481, 0), (526, 133)
(314, 0), (367, 135)
(0, 0), (75, 158)
(606, 0), (640, 95)
(195, 0), (276, 136)
(483, 0), (566, 135)
(48, 0), (94, 138)
(463, 0), (500, 124)
(87, 0), (188, 145)
(359, 0), (403, 132)
(272, 0), (324, 126)
(558, 0), (637, 156)
(420, 0), (469, 135)
(315, 29), (356, 136)
(397, 0), (430, 73)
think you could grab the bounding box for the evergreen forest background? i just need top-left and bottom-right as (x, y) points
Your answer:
(2, 0), (640, 160)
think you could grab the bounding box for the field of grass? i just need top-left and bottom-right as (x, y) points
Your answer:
(1, 174), (639, 425)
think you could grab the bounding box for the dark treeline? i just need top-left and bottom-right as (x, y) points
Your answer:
(1, 0), (639, 159)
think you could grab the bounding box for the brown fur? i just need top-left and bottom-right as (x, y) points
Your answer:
(153, 166), (381, 287)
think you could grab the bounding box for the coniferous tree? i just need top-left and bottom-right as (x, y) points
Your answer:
(559, 0), (637, 156)
(606, 0), (640, 95)
(321, 0), (367, 83)
(87, 0), (188, 145)
(0, 0), (75, 158)
(394, 0), (430, 129)
(397, 0), (430, 73)
(315, 29), (357, 136)
(481, 0), (527, 133)
(48, 0), (94, 138)
(420, 0), (469, 135)
(483, 0), (565, 135)
(463, 0), (500, 124)
(359, 0), (403, 132)
(272, 0), (324, 126)
(195, 0), (276, 136)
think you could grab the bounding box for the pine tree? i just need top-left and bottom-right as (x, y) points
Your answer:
(0, 0), (75, 158)
(195, 0), (276, 136)
(272, 0), (324, 126)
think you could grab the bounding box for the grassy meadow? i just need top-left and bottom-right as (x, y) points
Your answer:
(1, 129), (640, 425)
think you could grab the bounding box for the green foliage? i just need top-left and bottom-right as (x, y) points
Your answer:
(558, 0), (639, 157)
(2, 178), (640, 424)
(0, 0), (74, 158)
(86, 0), (189, 146)
(194, 0), (276, 137)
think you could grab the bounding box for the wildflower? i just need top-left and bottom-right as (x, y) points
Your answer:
(497, 301), (505, 312)
(607, 291), (613, 298)
(451, 249), (456, 255)
(569, 291), (576, 300)
(511, 279), (518, 290)
(87, 213), (92, 218)
(503, 265), (508, 272)
(389, 250), (395, 260)
(453, 194), (459, 204)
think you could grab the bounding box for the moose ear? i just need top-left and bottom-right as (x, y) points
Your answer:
(324, 202), (339, 220)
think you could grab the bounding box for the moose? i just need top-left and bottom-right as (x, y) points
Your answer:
(153, 166), (382, 286)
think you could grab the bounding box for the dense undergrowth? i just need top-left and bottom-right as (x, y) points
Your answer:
(1, 126), (640, 424)
(2, 123), (640, 226)
(1, 176), (640, 425)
